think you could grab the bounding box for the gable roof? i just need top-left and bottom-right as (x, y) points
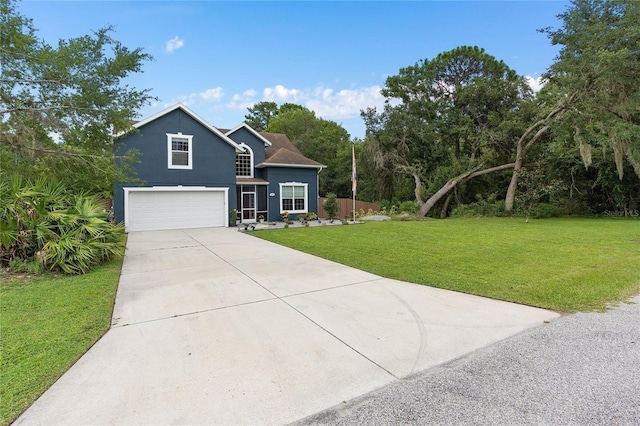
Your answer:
(224, 123), (272, 147)
(218, 127), (325, 169)
(116, 103), (242, 152)
(258, 132), (325, 169)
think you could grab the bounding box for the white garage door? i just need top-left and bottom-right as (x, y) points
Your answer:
(125, 188), (227, 232)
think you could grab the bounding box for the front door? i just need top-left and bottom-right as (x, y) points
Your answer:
(236, 184), (267, 223)
(242, 191), (256, 221)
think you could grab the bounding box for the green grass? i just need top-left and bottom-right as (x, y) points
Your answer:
(253, 218), (640, 312)
(0, 259), (122, 426)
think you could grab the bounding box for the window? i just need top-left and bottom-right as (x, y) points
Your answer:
(280, 183), (308, 213)
(167, 133), (193, 169)
(236, 144), (253, 177)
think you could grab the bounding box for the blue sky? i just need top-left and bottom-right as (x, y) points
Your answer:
(22, 0), (569, 139)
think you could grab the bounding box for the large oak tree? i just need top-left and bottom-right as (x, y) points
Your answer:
(364, 46), (532, 216)
(1, 0), (154, 195)
(365, 0), (640, 216)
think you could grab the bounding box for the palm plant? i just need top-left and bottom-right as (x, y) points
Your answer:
(1, 176), (124, 274)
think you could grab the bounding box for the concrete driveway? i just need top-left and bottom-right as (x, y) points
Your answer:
(15, 228), (559, 425)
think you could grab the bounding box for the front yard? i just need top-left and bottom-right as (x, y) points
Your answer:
(2, 217), (638, 425)
(253, 217), (640, 312)
(0, 259), (122, 426)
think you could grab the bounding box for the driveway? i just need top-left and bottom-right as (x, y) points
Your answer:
(15, 228), (559, 425)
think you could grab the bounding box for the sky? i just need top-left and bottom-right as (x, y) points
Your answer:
(21, 0), (570, 139)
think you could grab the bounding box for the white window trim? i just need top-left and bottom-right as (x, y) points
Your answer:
(279, 182), (308, 214)
(236, 143), (254, 178)
(167, 133), (193, 170)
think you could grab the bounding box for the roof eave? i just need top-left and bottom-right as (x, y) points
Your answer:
(255, 162), (326, 169)
(225, 123), (272, 146)
(114, 103), (243, 152)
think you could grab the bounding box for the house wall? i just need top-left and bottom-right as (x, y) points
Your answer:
(226, 127), (266, 170)
(113, 108), (237, 223)
(263, 167), (320, 221)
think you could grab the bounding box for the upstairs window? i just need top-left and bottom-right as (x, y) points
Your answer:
(236, 144), (253, 177)
(167, 133), (193, 169)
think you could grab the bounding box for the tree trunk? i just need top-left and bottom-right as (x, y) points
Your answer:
(440, 194), (453, 218)
(418, 98), (574, 218)
(505, 124), (550, 210)
(505, 142), (525, 212)
(419, 163), (520, 217)
(504, 98), (573, 211)
(418, 177), (464, 216)
(411, 169), (425, 206)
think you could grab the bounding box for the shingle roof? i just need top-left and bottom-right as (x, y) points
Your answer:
(260, 132), (324, 168)
(217, 128), (325, 169)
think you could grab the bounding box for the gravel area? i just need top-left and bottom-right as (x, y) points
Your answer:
(358, 215), (391, 221)
(296, 295), (640, 426)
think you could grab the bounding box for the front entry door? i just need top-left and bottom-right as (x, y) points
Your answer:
(242, 191), (256, 221)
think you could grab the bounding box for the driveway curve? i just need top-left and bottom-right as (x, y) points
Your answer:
(15, 228), (558, 425)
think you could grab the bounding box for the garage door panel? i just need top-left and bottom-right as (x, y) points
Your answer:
(127, 189), (226, 232)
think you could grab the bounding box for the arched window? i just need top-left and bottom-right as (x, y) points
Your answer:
(236, 144), (253, 177)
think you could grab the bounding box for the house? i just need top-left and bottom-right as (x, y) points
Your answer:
(113, 103), (325, 232)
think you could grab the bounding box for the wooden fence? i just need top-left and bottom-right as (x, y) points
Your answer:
(317, 197), (381, 219)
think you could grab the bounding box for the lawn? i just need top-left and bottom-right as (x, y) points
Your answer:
(1, 218), (637, 425)
(0, 259), (122, 426)
(253, 218), (640, 312)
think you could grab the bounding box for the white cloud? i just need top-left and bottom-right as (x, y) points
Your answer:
(525, 75), (545, 93)
(172, 87), (225, 107)
(263, 85), (302, 103)
(198, 87), (225, 102)
(165, 36), (184, 54)
(167, 83), (388, 137)
(238, 84), (387, 120)
(227, 89), (258, 110)
(306, 86), (386, 119)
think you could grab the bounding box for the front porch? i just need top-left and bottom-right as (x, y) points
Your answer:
(236, 180), (268, 223)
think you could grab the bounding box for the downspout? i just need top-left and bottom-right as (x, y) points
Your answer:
(317, 167), (323, 214)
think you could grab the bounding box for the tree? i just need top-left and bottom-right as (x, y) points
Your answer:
(323, 193), (339, 220)
(542, 0), (640, 180)
(266, 106), (353, 197)
(244, 101), (306, 131)
(506, 0), (640, 211)
(0, 0), (154, 195)
(515, 165), (566, 223)
(372, 1), (640, 217)
(365, 46), (532, 216)
(244, 101), (278, 131)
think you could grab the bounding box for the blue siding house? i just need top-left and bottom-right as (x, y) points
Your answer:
(113, 103), (325, 232)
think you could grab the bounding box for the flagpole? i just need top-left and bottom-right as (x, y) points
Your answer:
(352, 186), (356, 223)
(351, 144), (356, 223)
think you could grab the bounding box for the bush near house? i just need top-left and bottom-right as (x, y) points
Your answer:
(0, 177), (125, 274)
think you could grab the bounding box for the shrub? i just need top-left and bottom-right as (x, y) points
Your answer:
(324, 193), (339, 220)
(530, 203), (562, 219)
(397, 200), (419, 214)
(451, 197), (509, 218)
(557, 198), (593, 216)
(0, 176), (125, 274)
